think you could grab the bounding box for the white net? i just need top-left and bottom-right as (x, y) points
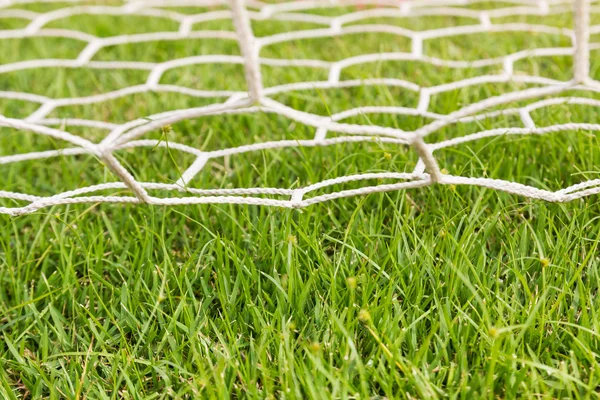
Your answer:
(0, 0), (598, 216)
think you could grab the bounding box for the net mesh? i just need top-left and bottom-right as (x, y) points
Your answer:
(0, 0), (598, 215)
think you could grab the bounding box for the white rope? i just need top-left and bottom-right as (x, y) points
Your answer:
(229, 0), (264, 103)
(0, 0), (597, 216)
(574, 0), (590, 83)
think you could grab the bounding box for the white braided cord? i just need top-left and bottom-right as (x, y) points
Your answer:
(0, 0), (597, 215)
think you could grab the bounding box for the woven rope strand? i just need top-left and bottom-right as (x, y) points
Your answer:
(230, 0), (264, 103)
(574, 0), (590, 83)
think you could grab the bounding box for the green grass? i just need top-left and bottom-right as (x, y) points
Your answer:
(2, 2), (600, 398)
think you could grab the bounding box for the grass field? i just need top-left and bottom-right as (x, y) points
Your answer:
(2, 1), (600, 398)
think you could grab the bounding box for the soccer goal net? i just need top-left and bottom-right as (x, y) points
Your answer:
(0, 0), (598, 215)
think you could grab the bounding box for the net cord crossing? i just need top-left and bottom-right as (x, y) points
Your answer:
(0, 0), (598, 215)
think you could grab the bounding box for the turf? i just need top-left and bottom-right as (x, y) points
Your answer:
(1, 2), (600, 399)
